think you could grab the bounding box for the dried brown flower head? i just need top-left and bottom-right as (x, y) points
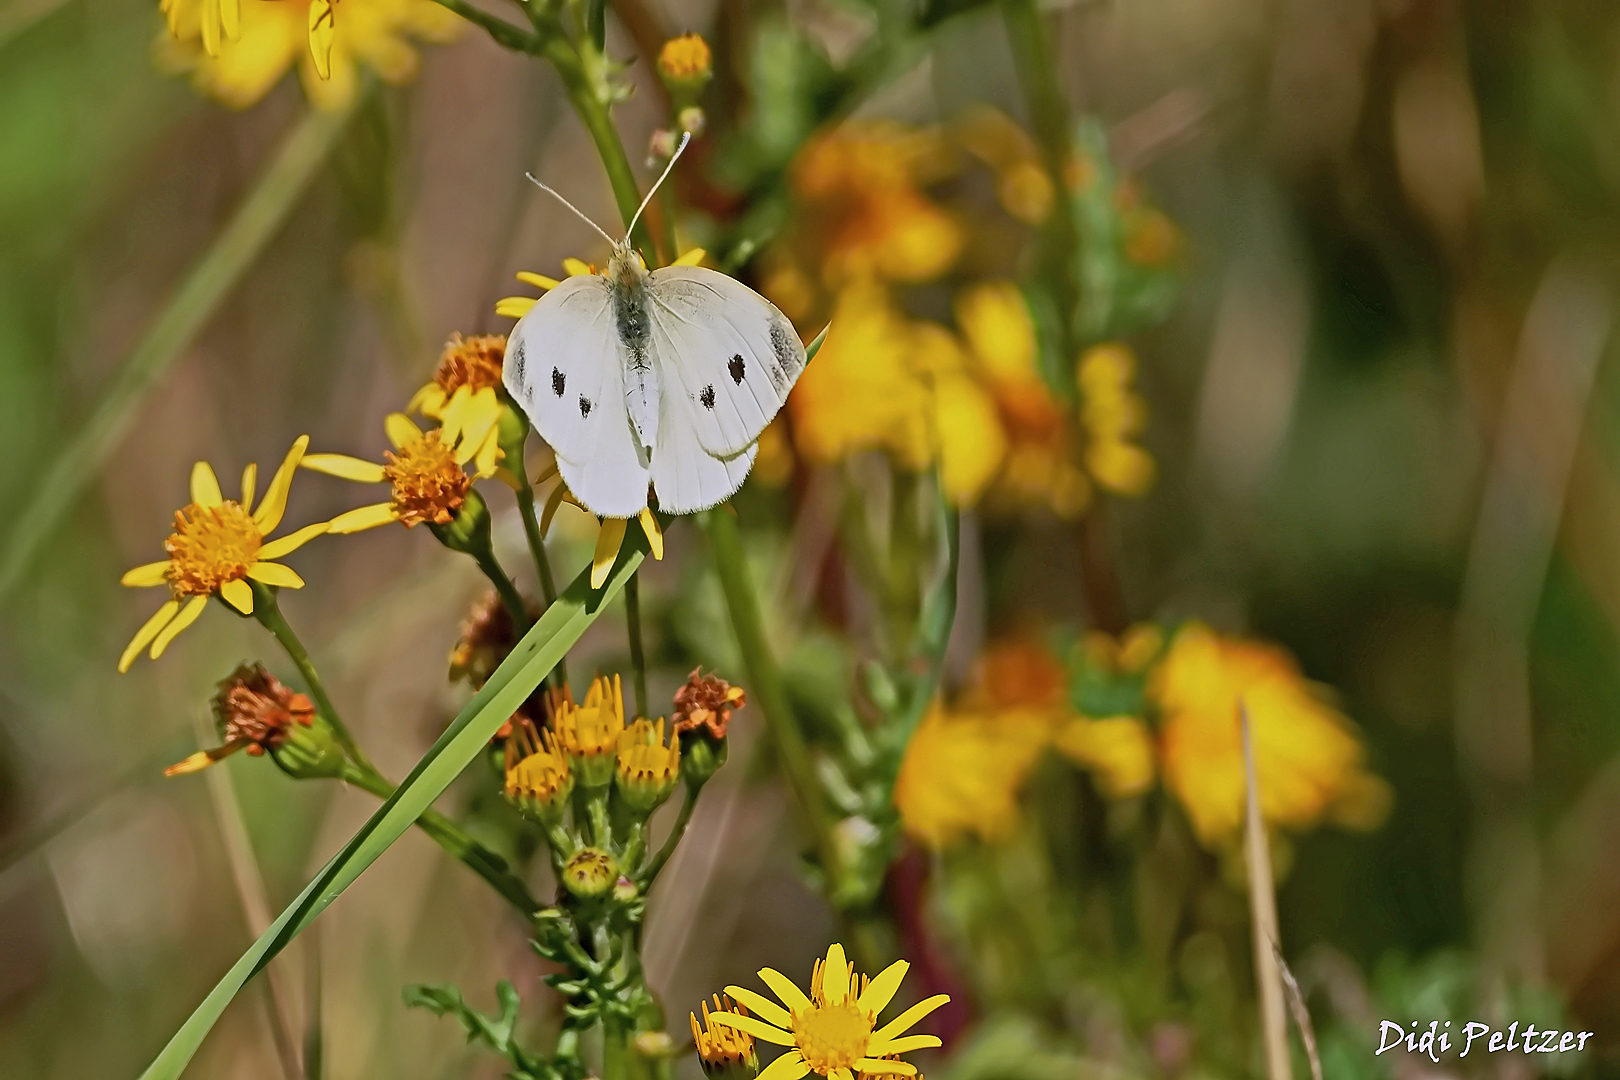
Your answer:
(213, 662), (315, 753)
(432, 333), (506, 398)
(671, 668), (746, 739)
(449, 589), (532, 689)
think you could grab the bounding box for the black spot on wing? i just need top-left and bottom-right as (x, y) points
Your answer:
(579, 396), (593, 418)
(728, 355), (746, 384)
(551, 367), (566, 397)
(507, 341), (526, 390)
(700, 385), (716, 409)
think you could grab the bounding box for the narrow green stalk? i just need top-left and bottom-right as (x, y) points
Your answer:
(0, 103), (356, 602)
(517, 485), (560, 609)
(700, 508), (842, 891)
(339, 762), (541, 917)
(474, 550), (532, 635)
(430, 0), (539, 51)
(251, 582), (372, 774)
(638, 782), (698, 885)
(625, 571), (648, 720)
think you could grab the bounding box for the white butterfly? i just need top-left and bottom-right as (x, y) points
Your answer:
(503, 136), (808, 519)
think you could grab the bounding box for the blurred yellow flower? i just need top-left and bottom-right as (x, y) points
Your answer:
(893, 701), (1050, 848)
(1054, 717), (1155, 799)
(1078, 344), (1154, 496)
(793, 123), (962, 284)
(657, 33), (712, 82)
(1152, 622), (1392, 846)
(157, 0), (460, 110)
(409, 333), (508, 478)
(118, 437), (328, 671)
(952, 106), (1054, 225)
(709, 942), (947, 1080)
(301, 412), (497, 533)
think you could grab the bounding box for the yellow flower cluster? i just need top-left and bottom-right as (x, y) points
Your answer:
(769, 118), (1157, 515)
(894, 625), (1392, 851)
(156, 0), (459, 110)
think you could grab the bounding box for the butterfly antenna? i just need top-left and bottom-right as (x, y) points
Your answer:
(625, 131), (692, 245)
(525, 173), (618, 248)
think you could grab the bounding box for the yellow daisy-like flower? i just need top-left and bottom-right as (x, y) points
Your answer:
(118, 437), (328, 673)
(1152, 622), (1393, 846)
(300, 412), (499, 533)
(533, 469), (666, 589)
(157, 0), (460, 110)
(709, 943), (948, 1080)
(408, 333), (508, 478)
(892, 702), (1050, 848)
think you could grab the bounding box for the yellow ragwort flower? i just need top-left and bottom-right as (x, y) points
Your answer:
(550, 674), (627, 787)
(615, 717), (680, 812)
(892, 701), (1050, 848)
(657, 33), (712, 82)
(709, 943), (947, 1080)
(157, 0), (460, 110)
(300, 412), (497, 533)
(504, 712), (573, 825)
(1152, 622), (1393, 846)
(118, 437), (328, 672)
(408, 333), (508, 479)
(1077, 344), (1154, 497)
(1053, 718), (1155, 799)
(692, 995), (757, 1077)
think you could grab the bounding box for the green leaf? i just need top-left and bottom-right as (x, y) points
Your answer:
(138, 535), (647, 1080)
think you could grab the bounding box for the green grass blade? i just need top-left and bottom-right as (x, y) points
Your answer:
(138, 535), (646, 1080)
(0, 101), (356, 603)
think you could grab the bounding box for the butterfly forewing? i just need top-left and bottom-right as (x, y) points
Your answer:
(504, 274), (652, 518)
(646, 266), (807, 459)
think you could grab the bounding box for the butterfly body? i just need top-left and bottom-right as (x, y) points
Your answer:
(504, 240), (807, 518)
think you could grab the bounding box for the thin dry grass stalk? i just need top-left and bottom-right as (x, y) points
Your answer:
(1241, 702), (1291, 1080)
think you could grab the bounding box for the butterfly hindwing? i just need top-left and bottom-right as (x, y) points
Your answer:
(646, 265), (807, 459)
(504, 274), (651, 518)
(651, 384), (759, 514)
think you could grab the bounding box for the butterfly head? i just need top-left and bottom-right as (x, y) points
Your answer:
(607, 241), (650, 290)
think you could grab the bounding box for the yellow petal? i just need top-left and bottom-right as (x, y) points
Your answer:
(439, 385), (472, 444)
(540, 483), (569, 537)
(408, 383), (446, 417)
(857, 960), (909, 1017)
(496, 297), (537, 319)
(755, 1052), (810, 1080)
(219, 0), (239, 38)
(705, 1012), (794, 1047)
(822, 943), (850, 1004)
(257, 521), (329, 560)
(121, 561), (170, 588)
(533, 462), (560, 486)
(493, 466), (523, 492)
(200, 0), (221, 55)
(720, 986), (792, 1030)
(563, 258), (593, 277)
(301, 453), (387, 483)
(190, 461), (223, 509)
(327, 503), (400, 534)
(673, 247), (707, 267)
(248, 562), (306, 588)
(637, 508), (664, 560)
(868, 1036), (942, 1055)
(756, 968), (812, 1013)
(871, 994), (950, 1043)
(119, 599), (179, 673)
(150, 596), (208, 660)
(384, 412), (422, 450)
(164, 741), (247, 777)
(240, 463), (257, 508)
(220, 578), (253, 614)
(592, 517), (627, 589)
(253, 436), (310, 534)
(854, 1061), (917, 1075)
(830, 1069), (855, 1080)
(308, 0), (336, 81)
(517, 271), (562, 291)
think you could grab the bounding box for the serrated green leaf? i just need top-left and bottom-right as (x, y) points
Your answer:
(138, 536), (647, 1080)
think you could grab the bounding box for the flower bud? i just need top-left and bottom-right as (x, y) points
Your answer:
(428, 486), (493, 556)
(671, 669), (744, 785)
(615, 718), (680, 814)
(691, 994), (758, 1079)
(505, 715), (574, 828)
(657, 33), (712, 92)
(677, 106), (707, 139)
(270, 711), (347, 780)
(648, 128), (678, 164)
(560, 847), (618, 899)
(552, 675), (627, 789)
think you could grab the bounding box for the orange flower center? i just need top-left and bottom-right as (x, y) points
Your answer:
(165, 500), (261, 597)
(792, 1001), (872, 1074)
(384, 431), (470, 527)
(433, 333), (506, 397)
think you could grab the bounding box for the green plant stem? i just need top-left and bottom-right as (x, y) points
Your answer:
(517, 486), (560, 609)
(474, 549), (532, 634)
(340, 763), (541, 918)
(431, 0), (539, 50)
(251, 582), (373, 775)
(700, 508), (842, 892)
(0, 103), (355, 603)
(625, 571), (648, 719)
(638, 782), (698, 884)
